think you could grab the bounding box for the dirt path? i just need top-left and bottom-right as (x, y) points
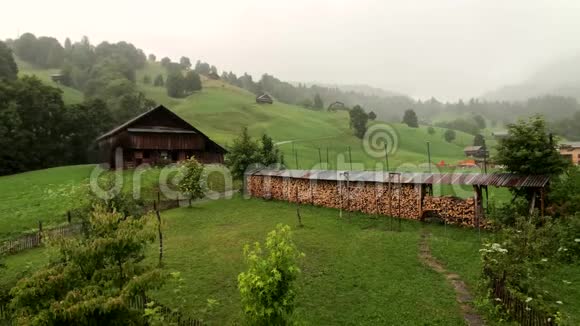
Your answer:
(419, 230), (485, 326)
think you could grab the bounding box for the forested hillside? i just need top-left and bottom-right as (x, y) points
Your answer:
(2, 32), (580, 177)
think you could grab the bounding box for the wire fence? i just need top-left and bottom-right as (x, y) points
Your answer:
(489, 277), (557, 326)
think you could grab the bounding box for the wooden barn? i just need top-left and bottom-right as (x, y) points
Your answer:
(96, 105), (227, 168)
(328, 101), (346, 111)
(463, 146), (487, 158)
(256, 93), (273, 104)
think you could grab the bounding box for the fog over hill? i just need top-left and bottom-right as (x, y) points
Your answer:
(2, 0), (580, 101)
(483, 54), (580, 101)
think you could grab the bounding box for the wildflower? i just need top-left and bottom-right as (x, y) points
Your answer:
(541, 258), (548, 262)
(495, 298), (502, 302)
(526, 297), (533, 303)
(563, 280), (572, 285)
(575, 238), (580, 243)
(556, 301), (563, 305)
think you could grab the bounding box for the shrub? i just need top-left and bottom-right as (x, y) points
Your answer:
(9, 207), (164, 324)
(177, 156), (206, 204)
(238, 224), (304, 325)
(443, 129), (456, 142)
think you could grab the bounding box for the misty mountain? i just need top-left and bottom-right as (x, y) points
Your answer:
(483, 54), (580, 101)
(301, 82), (405, 98)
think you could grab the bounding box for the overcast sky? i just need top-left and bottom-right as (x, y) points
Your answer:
(1, 0), (580, 101)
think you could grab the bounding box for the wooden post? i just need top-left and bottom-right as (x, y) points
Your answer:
(67, 211), (72, 224)
(417, 184), (424, 219)
(154, 201), (163, 266)
(296, 185), (303, 227)
(38, 220), (43, 244)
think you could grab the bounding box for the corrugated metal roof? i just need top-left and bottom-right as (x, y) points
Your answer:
(246, 169), (549, 188)
(560, 141), (580, 148)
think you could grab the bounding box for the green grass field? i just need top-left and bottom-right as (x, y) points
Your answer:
(2, 196), (579, 324)
(15, 58), (84, 104)
(0, 164), (232, 240)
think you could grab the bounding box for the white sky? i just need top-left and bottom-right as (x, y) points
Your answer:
(2, 0), (580, 101)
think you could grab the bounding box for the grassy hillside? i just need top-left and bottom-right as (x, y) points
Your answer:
(15, 58), (478, 170)
(1, 60), (496, 238)
(136, 61), (476, 170)
(15, 57), (84, 104)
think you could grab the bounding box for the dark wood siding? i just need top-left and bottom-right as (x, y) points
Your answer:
(128, 132), (204, 150)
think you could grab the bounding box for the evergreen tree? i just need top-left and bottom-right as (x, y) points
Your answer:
(180, 56), (191, 69)
(402, 109), (419, 128)
(349, 105), (369, 139)
(153, 74), (164, 87)
(313, 93), (324, 110)
(368, 111), (377, 120)
(473, 133), (486, 147)
(474, 114), (486, 129)
(444, 129), (456, 142)
(224, 127), (261, 179)
(260, 134), (281, 167)
(160, 57), (171, 67)
(183, 70), (202, 92)
(0, 41), (18, 80)
(165, 72), (185, 98)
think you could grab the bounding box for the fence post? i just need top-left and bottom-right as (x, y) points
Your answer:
(67, 211), (72, 224)
(38, 220), (43, 244)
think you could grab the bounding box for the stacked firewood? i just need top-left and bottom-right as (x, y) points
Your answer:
(422, 196), (476, 226)
(246, 175), (478, 227)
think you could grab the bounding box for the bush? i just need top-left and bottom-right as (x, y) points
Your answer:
(9, 207), (164, 324)
(443, 129), (456, 142)
(177, 157), (206, 204)
(427, 126), (435, 135)
(548, 167), (580, 217)
(481, 215), (580, 319)
(238, 224), (304, 325)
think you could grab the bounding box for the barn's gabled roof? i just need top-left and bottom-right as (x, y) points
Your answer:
(256, 93), (272, 100)
(96, 105), (227, 153)
(246, 169), (550, 188)
(463, 146), (483, 152)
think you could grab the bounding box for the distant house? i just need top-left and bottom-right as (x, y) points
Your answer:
(559, 142), (580, 165)
(96, 105), (227, 169)
(51, 74), (64, 84)
(492, 131), (509, 140)
(256, 93), (273, 104)
(463, 146), (487, 158)
(328, 101), (346, 111)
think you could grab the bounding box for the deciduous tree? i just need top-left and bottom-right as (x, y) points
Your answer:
(349, 105), (369, 139)
(238, 224), (304, 325)
(402, 109), (419, 128)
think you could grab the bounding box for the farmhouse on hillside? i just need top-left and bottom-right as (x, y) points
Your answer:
(559, 142), (580, 165)
(96, 105), (227, 169)
(328, 101), (346, 111)
(463, 146), (487, 158)
(256, 93), (273, 104)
